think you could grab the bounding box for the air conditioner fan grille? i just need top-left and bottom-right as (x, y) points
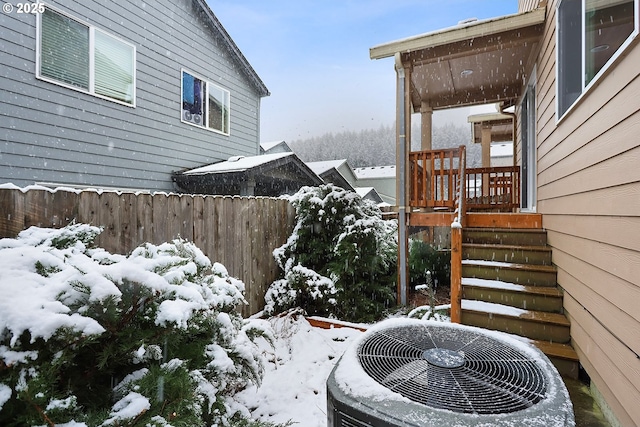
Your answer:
(357, 324), (547, 414)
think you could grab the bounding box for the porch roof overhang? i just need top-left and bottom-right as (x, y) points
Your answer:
(370, 7), (546, 111)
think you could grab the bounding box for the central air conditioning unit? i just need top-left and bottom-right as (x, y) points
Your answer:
(183, 109), (203, 125)
(327, 319), (575, 427)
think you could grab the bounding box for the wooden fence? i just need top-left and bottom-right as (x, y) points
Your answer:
(0, 187), (296, 317)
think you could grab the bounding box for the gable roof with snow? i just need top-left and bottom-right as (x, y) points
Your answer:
(260, 141), (293, 154)
(306, 159), (358, 192)
(355, 187), (384, 204)
(354, 165), (396, 179)
(307, 160), (358, 184)
(173, 153), (323, 197)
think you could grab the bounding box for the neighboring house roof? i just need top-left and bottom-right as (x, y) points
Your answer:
(195, 0), (269, 97)
(306, 159), (358, 192)
(353, 165), (396, 205)
(491, 143), (514, 158)
(260, 140), (293, 154)
(354, 165), (396, 179)
(172, 152), (323, 196)
(355, 187), (384, 204)
(307, 159), (358, 185)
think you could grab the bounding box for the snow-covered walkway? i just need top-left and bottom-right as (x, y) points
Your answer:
(236, 314), (363, 426)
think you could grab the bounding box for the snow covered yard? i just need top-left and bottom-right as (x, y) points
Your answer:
(236, 312), (363, 426)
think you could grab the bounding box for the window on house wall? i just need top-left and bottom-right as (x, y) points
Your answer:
(181, 70), (230, 135)
(37, 6), (136, 106)
(557, 0), (638, 118)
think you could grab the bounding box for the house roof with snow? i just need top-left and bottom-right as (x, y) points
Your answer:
(353, 165), (396, 179)
(491, 143), (514, 158)
(306, 159), (358, 191)
(260, 141), (293, 154)
(172, 153), (322, 196)
(355, 187), (384, 204)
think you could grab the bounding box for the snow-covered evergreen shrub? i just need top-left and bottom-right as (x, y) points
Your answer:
(265, 184), (397, 322)
(0, 224), (274, 427)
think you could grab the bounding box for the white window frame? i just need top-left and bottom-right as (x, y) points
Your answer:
(36, 4), (136, 107)
(180, 69), (231, 136)
(556, 0), (639, 121)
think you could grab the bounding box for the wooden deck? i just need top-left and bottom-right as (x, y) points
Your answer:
(409, 211), (542, 228)
(409, 148), (520, 213)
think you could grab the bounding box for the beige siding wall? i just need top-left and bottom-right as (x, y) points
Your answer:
(532, 1), (640, 425)
(518, 0), (543, 13)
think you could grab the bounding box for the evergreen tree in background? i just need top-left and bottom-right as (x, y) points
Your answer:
(288, 121), (481, 168)
(265, 184), (397, 322)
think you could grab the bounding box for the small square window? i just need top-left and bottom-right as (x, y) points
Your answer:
(181, 70), (230, 135)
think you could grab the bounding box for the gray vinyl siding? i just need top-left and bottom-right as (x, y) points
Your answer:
(0, 0), (265, 192)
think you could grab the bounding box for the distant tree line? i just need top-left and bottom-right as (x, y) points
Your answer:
(288, 122), (481, 168)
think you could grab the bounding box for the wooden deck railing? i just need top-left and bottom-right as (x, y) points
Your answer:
(409, 147), (464, 209)
(465, 166), (520, 211)
(408, 147), (521, 323)
(409, 149), (520, 212)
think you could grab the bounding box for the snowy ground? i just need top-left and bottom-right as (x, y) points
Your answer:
(236, 312), (364, 426)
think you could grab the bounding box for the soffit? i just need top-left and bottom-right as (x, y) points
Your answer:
(370, 7), (546, 111)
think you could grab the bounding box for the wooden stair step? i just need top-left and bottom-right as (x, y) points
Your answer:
(506, 336), (580, 379)
(531, 339), (579, 362)
(463, 243), (552, 252)
(462, 277), (564, 312)
(462, 277), (562, 297)
(462, 259), (557, 273)
(464, 227), (549, 246)
(462, 242), (553, 265)
(530, 339), (580, 379)
(465, 212), (542, 229)
(462, 300), (569, 326)
(461, 300), (570, 343)
(462, 259), (558, 287)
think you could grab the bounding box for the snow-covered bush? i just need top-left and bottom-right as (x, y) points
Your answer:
(0, 223), (274, 427)
(265, 184), (397, 322)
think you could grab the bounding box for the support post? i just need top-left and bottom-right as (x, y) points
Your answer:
(450, 224), (462, 323)
(395, 53), (409, 306)
(450, 145), (466, 324)
(421, 102), (433, 203)
(421, 102), (433, 152)
(481, 125), (492, 198)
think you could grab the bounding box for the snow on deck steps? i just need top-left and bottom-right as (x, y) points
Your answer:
(462, 259), (558, 287)
(462, 277), (564, 312)
(461, 299), (571, 343)
(462, 242), (553, 265)
(462, 277), (561, 295)
(461, 300), (570, 326)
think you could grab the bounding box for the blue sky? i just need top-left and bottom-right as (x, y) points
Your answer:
(209, 1), (518, 142)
